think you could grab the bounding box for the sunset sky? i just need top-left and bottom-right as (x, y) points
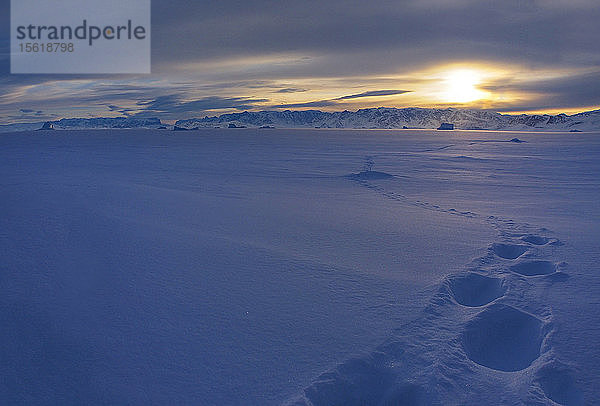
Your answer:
(1, 0), (600, 124)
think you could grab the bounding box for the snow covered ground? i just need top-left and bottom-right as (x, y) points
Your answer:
(1, 129), (598, 405)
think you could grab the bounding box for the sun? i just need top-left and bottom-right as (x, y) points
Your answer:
(442, 69), (487, 103)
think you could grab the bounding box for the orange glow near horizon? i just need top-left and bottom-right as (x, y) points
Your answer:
(3, 59), (597, 123)
(112, 60), (600, 116)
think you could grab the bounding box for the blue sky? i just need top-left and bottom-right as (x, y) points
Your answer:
(1, 0), (600, 123)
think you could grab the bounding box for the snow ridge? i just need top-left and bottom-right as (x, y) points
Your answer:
(0, 117), (163, 132)
(176, 107), (600, 131)
(2, 108), (600, 133)
(51, 117), (163, 129)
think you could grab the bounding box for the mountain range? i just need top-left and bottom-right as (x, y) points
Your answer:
(176, 107), (600, 131)
(2, 108), (600, 132)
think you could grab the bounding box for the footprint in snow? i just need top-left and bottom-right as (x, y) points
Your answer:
(447, 273), (506, 307)
(491, 243), (528, 259)
(510, 260), (557, 277)
(521, 234), (551, 245)
(461, 304), (546, 372)
(535, 361), (584, 406)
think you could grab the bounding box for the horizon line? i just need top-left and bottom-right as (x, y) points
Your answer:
(3, 105), (600, 126)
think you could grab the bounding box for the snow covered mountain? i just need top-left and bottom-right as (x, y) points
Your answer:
(0, 117), (163, 133)
(50, 117), (163, 130)
(2, 108), (600, 133)
(0, 122), (46, 133)
(176, 107), (600, 131)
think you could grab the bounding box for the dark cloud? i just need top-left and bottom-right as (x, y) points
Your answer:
(1, 0), (599, 120)
(133, 95), (269, 117)
(6, 1), (600, 76)
(276, 88), (307, 93)
(106, 104), (135, 116)
(482, 70), (600, 111)
(150, 0), (600, 71)
(16, 108), (45, 116)
(7, 108), (57, 122)
(272, 89), (411, 109)
(337, 90), (411, 100)
(271, 100), (339, 109)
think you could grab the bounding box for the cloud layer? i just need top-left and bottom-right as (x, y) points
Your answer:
(1, 0), (599, 122)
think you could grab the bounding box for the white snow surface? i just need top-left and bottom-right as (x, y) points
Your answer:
(1, 129), (598, 405)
